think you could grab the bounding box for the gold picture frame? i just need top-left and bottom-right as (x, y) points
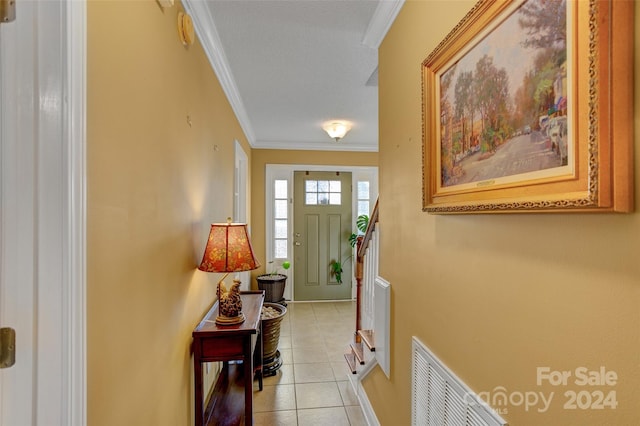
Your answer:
(422, 0), (633, 214)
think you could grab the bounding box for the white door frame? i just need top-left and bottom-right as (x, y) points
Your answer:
(234, 140), (249, 225)
(66, 2), (88, 422)
(265, 164), (378, 301)
(0, 0), (86, 424)
(234, 141), (251, 291)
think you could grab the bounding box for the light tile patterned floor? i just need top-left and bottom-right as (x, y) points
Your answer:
(253, 301), (367, 426)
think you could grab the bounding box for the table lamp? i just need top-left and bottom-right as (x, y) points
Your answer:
(198, 219), (260, 325)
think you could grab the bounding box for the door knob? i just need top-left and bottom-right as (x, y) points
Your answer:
(294, 242), (301, 246)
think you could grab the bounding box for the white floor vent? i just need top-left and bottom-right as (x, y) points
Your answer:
(412, 337), (508, 426)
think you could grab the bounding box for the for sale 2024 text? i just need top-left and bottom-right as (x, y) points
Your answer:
(537, 366), (618, 410)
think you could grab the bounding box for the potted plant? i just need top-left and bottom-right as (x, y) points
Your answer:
(331, 214), (369, 284)
(330, 258), (347, 284)
(256, 260), (290, 305)
(348, 214), (369, 248)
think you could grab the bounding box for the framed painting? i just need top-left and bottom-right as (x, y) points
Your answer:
(422, 0), (633, 213)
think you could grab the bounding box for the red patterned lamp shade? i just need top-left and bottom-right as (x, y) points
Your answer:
(198, 221), (261, 325)
(198, 222), (260, 273)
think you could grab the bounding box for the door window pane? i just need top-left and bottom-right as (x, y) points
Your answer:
(275, 180), (288, 198)
(357, 181), (369, 199)
(305, 179), (342, 205)
(275, 200), (287, 219)
(318, 193), (329, 205)
(274, 240), (287, 258)
(275, 219), (287, 238)
(358, 201), (370, 217)
(306, 193), (318, 205)
(357, 180), (370, 218)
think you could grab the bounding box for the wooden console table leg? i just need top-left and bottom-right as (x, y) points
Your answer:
(194, 360), (203, 426)
(244, 340), (253, 425)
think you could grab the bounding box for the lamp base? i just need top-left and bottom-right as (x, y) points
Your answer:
(215, 312), (245, 325)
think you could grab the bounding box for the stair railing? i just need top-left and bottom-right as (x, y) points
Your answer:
(355, 198), (379, 342)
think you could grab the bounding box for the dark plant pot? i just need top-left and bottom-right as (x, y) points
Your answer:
(261, 302), (287, 376)
(256, 274), (287, 305)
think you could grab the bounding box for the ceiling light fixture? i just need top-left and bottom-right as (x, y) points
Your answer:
(322, 121), (351, 142)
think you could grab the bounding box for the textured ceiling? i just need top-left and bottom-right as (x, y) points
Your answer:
(185, 0), (404, 152)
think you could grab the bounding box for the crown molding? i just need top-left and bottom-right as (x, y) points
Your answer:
(362, 0), (405, 49)
(253, 140), (378, 153)
(183, 0), (396, 150)
(182, 0), (256, 145)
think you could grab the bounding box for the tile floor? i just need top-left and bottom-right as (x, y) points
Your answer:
(253, 301), (367, 426)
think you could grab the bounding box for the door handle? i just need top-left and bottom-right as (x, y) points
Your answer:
(295, 233), (301, 237)
(294, 242), (301, 246)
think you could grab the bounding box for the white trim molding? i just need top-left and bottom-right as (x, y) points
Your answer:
(347, 361), (381, 426)
(66, 0), (87, 424)
(182, 0), (256, 145)
(362, 0), (406, 49)
(183, 0), (404, 150)
(373, 276), (390, 378)
(253, 139), (378, 152)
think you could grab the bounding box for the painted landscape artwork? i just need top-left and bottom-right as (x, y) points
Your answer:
(438, 0), (568, 189)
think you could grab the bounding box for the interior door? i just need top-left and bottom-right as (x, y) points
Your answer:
(0, 5), (37, 424)
(293, 171), (352, 301)
(1, 1), (83, 423)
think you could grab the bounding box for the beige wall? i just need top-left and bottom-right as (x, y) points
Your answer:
(250, 149), (378, 281)
(87, 1), (251, 424)
(365, 1), (640, 425)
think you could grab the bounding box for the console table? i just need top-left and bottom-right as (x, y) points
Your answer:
(192, 291), (264, 426)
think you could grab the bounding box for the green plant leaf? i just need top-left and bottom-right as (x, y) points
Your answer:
(330, 260), (343, 283)
(356, 214), (369, 233)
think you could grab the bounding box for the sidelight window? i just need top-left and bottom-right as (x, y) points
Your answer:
(274, 180), (288, 259)
(357, 180), (370, 217)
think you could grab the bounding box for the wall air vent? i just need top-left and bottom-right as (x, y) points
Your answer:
(412, 337), (508, 426)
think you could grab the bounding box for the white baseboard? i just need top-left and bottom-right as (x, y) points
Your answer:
(347, 359), (380, 426)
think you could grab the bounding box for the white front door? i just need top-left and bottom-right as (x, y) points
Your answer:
(0, 1), (86, 424)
